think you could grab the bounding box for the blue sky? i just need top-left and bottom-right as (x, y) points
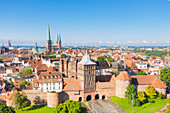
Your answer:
(0, 0), (170, 46)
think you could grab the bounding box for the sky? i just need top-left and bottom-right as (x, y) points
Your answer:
(0, 0), (170, 46)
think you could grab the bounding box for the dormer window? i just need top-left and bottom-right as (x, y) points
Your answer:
(58, 76), (60, 78)
(55, 76), (57, 78)
(51, 76), (53, 78)
(47, 76), (49, 79)
(43, 76), (45, 79)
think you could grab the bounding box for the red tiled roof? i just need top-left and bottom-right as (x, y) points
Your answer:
(63, 78), (82, 91)
(151, 77), (167, 88)
(116, 71), (131, 81)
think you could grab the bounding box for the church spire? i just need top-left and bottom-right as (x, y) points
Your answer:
(59, 34), (61, 41)
(47, 25), (51, 41)
(56, 34), (59, 42)
(8, 40), (11, 47)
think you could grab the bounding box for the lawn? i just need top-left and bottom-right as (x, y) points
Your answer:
(15, 105), (54, 113)
(110, 96), (168, 113)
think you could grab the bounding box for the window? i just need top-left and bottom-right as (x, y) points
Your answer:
(53, 79), (55, 81)
(46, 79), (48, 82)
(41, 79), (43, 82)
(59, 78), (60, 81)
(119, 92), (121, 94)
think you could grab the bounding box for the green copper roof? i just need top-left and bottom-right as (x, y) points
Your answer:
(47, 25), (51, 41)
(59, 34), (61, 41)
(56, 34), (59, 41)
(8, 40), (11, 46)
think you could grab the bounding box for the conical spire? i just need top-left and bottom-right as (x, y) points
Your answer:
(59, 34), (61, 41)
(47, 25), (51, 41)
(35, 41), (37, 48)
(8, 40), (11, 46)
(56, 34), (59, 41)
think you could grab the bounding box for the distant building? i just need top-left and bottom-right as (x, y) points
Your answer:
(46, 25), (62, 51)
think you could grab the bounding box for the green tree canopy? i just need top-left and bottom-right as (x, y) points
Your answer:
(107, 56), (114, 62)
(54, 100), (87, 113)
(125, 85), (138, 104)
(52, 55), (56, 58)
(0, 58), (3, 63)
(13, 92), (29, 111)
(97, 56), (104, 61)
(0, 104), (15, 113)
(61, 54), (67, 58)
(137, 71), (147, 75)
(8, 78), (14, 85)
(45, 52), (50, 56)
(160, 67), (170, 84)
(20, 81), (30, 85)
(23, 69), (33, 75)
(145, 85), (157, 99)
(50, 51), (55, 55)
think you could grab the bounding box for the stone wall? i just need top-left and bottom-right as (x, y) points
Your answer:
(47, 92), (62, 107)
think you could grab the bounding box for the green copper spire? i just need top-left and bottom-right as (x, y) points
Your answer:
(47, 25), (51, 41)
(8, 40), (11, 46)
(56, 34), (59, 41)
(59, 34), (61, 41)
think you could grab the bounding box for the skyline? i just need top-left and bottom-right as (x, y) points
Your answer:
(0, 0), (170, 46)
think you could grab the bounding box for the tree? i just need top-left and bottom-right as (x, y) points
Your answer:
(61, 54), (67, 58)
(23, 69), (33, 75)
(107, 56), (114, 62)
(0, 104), (15, 113)
(52, 55), (56, 58)
(138, 91), (146, 103)
(13, 92), (29, 111)
(160, 67), (170, 84)
(45, 52), (50, 56)
(0, 58), (3, 63)
(97, 56), (104, 61)
(54, 100), (87, 113)
(33, 96), (41, 105)
(137, 71), (147, 75)
(20, 81), (30, 85)
(125, 85), (137, 104)
(145, 85), (157, 99)
(8, 78), (14, 85)
(50, 51), (55, 55)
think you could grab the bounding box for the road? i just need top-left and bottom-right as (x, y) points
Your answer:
(88, 99), (118, 113)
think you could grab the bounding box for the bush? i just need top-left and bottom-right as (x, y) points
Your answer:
(50, 91), (56, 93)
(97, 56), (104, 61)
(0, 104), (15, 113)
(61, 54), (67, 58)
(158, 93), (164, 99)
(133, 98), (141, 107)
(23, 69), (33, 75)
(20, 81), (30, 85)
(137, 71), (147, 75)
(54, 100), (87, 113)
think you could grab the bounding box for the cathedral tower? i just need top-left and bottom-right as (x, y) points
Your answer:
(56, 34), (61, 49)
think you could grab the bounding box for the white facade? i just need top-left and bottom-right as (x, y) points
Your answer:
(38, 82), (62, 92)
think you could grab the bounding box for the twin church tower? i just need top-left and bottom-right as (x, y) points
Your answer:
(46, 25), (61, 51)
